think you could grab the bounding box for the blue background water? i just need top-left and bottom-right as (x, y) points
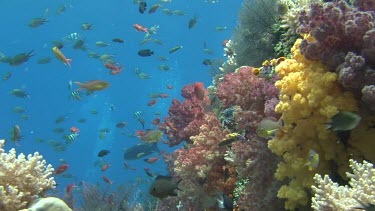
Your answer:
(0, 0), (242, 203)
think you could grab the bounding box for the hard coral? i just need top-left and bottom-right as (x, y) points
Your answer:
(312, 159), (375, 211)
(20, 197), (72, 211)
(0, 139), (56, 211)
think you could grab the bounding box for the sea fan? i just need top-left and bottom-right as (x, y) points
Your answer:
(233, 0), (280, 67)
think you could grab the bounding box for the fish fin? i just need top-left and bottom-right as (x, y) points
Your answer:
(267, 129), (279, 137)
(324, 122), (332, 130)
(279, 126), (288, 133)
(276, 117), (284, 127)
(152, 142), (160, 152)
(177, 178), (183, 184)
(74, 81), (84, 88)
(66, 59), (72, 69)
(155, 175), (172, 180)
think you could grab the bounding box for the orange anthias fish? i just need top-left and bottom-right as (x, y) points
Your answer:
(133, 24), (148, 33)
(101, 163), (110, 171)
(66, 182), (75, 193)
(151, 117), (160, 125)
(70, 126), (79, 133)
(104, 63), (122, 75)
(158, 93), (169, 98)
(194, 82), (210, 105)
(144, 157), (159, 163)
(135, 130), (145, 138)
(194, 82), (205, 100)
(147, 99), (157, 106)
(102, 176), (112, 184)
(54, 164), (69, 175)
(74, 80), (109, 92)
(52, 47), (71, 69)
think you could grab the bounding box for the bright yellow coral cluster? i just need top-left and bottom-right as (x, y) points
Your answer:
(0, 139), (55, 211)
(268, 38), (360, 210)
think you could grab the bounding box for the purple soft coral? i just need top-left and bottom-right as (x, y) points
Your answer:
(297, 0), (375, 68)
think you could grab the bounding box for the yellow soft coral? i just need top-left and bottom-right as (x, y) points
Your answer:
(0, 139), (55, 211)
(268, 38), (360, 210)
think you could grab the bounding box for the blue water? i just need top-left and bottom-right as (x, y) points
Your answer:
(0, 0), (242, 206)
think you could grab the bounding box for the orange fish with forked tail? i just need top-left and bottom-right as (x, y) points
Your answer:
(52, 47), (71, 69)
(133, 24), (148, 33)
(193, 82), (210, 105)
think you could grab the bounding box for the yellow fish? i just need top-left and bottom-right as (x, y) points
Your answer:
(305, 149), (319, 171)
(74, 80), (109, 92)
(52, 47), (71, 69)
(256, 117), (282, 139)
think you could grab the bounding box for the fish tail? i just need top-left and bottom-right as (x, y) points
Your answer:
(324, 122), (332, 130)
(177, 179), (183, 185)
(74, 81), (84, 90)
(176, 179), (183, 191)
(152, 142), (160, 152)
(66, 59), (72, 69)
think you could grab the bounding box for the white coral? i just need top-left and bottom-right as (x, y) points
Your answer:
(279, 0), (323, 35)
(311, 159), (375, 211)
(0, 139), (56, 211)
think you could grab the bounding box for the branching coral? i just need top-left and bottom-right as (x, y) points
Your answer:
(0, 139), (56, 210)
(268, 38), (364, 210)
(311, 159), (375, 211)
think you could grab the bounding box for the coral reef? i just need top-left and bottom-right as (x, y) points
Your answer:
(297, 0), (375, 68)
(158, 83), (206, 147)
(269, 38), (375, 210)
(159, 113), (234, 210)
(296, 0), (375, 112)
(172, 113), (230, 191)
(76, 182), (153, 211)
(0, 139), (56, 211)
(311, 159), (375, 211)
(216, 66), (279, 136)
(216, 66), (279, 111)
(20, 197), (72, 211)
(228, 139), (284, 210)
(209, 39), (238, 94)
